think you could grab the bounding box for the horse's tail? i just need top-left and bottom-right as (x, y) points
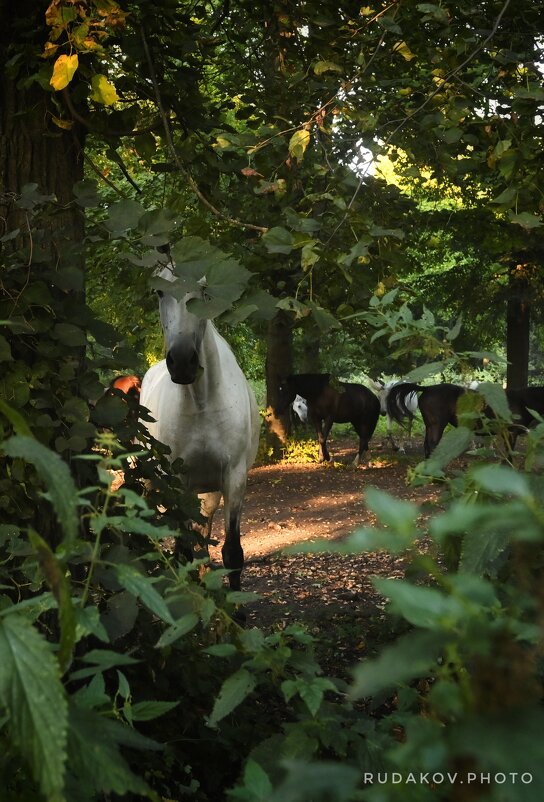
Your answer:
(386, 382), (421, 424)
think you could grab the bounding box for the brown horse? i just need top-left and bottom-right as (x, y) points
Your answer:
(388, 382), (544, 457)
(277, 373), (380, 465)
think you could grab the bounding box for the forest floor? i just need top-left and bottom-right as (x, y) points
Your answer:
(208, 432), (444, 676)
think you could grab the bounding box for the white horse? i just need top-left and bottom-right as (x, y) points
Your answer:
(139, 262), (260, 590)
(292, 394), (308, 423)
(369, 379), (419, 452)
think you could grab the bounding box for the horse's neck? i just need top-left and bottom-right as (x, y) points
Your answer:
(183, 323), (228, 407)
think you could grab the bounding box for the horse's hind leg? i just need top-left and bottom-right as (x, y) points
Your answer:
(424, 423), (446, 457)
(386, 414), (399, 451)
(178, 491), (221, 563)
(352, 424), (372, 466)
(199, 491), (222, 549)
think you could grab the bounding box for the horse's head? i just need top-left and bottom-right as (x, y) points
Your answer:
(276, 376), (297, 414)
(156, 264), (207, 385)
(292, 394), (309, 422)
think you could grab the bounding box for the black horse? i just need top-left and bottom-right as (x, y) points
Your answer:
(504, 386), (544, 446)
(387, 382), (544, 457)
(277, 373), (380, 465)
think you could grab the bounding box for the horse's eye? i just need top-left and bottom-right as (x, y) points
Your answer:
(155, 289), (164, 299)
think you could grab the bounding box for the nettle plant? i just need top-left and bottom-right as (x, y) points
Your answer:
(1, 188), (373, 801)
(226, 302), (544, 802)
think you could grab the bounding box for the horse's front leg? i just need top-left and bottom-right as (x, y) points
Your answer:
(315, 417), (332, 462)
(221, 468), (249, 591)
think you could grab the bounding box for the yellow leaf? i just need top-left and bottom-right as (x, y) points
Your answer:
(393, 41), (416, 61)
(41, 41), (59, 59)
(51, 115), (73, 130)
(90, 74), (119, 106)
(213, 135), (231, 149)
(50, 54), (79, 91)
(313, 60), (343, 76)
(288, 129), (311, 163)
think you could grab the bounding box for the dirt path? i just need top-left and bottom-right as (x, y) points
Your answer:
(208, 437), (441, 657)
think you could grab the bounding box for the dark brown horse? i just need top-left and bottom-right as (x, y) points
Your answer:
(388, 382), (544, 457)
(277, 373), (380, 465)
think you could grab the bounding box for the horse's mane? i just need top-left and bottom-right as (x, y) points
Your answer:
(287, 373), (331, 399)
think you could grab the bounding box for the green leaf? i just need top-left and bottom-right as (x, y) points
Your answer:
(72, 673), (109, 710)
(374, 578), (464, 630)
(67, 704), (155, 797)
(207, 668), (257, 727)
(104, 200), (145, 233)
(72, 179), (100, 208)
(301, 241), (320, 271)
(69, 649), (139, 681)
(282, 677), (337, 716)
(53, 322), (87, 347)
(337, 238), (371, 267)
(156, 613), (199, 648)
(113, 565), (175, 625)
(269, 761), (360, 802)
(27, 530), (76, 673)
(508, 211), (542, 230)
(128, 700), (179, 721)
(308, 303), (341, 333)
(364, 487), (419, 532)
(418, 426), (474, 474)
(451, 710), (544, 799)
(0, 614), (68, 800)
(350, 630), (445, 698)
(442, 126), (463, 143)
(404, 362), (445, 382)
(0, 399), (33, 436)
(226, 591), (260, 605)
(490, 186), (517, 206)
(1, 436), (78, 544)
(472, 464), (531, 498)
(446, 314), (463, 341)
(262, 226), (294, 254)
(238, 760), (273, 800)
(475, 382), (512, 421)
(0, 334), (12, 361)
(203, 643), (238, 657)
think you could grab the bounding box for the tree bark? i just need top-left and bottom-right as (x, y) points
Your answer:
(265, 310), (293, 457)
(0, 1), (85, 249)
(300, 330), (321, 372)
(506, 264), (530, 389)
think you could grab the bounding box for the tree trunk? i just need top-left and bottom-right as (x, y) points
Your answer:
(506, 265), (530, 389)
(0, 1), (86, 252)
(265, 310), (293, 458)
(1, 2), (87, 551)
(300, 330), (321, 372)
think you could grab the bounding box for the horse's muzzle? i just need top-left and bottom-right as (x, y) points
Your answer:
(166, 344), (201, 384)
